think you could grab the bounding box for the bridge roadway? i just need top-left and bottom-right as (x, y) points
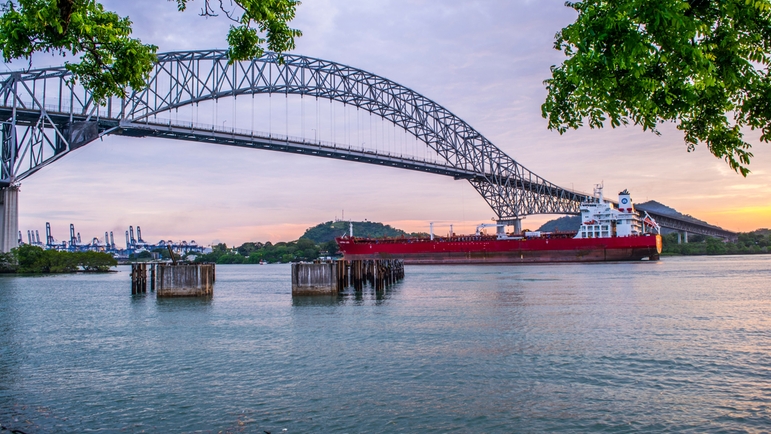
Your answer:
(635, 205), (737, 241)
(2, 105), (587, 197)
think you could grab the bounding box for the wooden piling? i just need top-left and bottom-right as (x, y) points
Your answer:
(294, 259), (404, 295)
(131, 263), (147, 295)
(150, 264), (156, 292)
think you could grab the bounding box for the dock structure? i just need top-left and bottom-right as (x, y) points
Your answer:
(131, 262), (215, 297)
(292, 259), (404, 295)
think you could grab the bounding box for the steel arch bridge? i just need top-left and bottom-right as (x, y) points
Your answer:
(0, 49), (590, 249)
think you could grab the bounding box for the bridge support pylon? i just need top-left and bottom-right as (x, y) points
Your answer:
(497, 219), (523, 236)
(0, 186), (19, 252)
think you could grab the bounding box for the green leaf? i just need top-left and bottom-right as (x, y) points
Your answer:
(543, 0), (771, 175)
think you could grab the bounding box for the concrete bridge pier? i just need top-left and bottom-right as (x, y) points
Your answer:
(497, 219), (523, 236)
(676, 231), (689, 244)
(0, 186), (19, 252)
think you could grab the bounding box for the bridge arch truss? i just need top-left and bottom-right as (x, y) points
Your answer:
(0, 49), (588, 222)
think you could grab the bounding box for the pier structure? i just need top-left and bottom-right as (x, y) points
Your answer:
(0, 186), (19, 252)
(292, 259), (404, 295)
(131, 262), (215, 297)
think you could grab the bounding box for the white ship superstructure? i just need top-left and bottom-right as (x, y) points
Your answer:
(574, 185), (658, 239)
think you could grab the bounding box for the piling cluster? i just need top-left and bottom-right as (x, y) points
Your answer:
(131, 263), (149, 295)
(292, 259), (405, 295)
(336, 259), (405, 292)
(131, 263), (215, 297)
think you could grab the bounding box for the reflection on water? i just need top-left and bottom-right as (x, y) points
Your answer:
(291, 294), (341, 307)
(291, 285), (400, 307)
(1, 258), (770, 432)
(155, 295), (214, 312)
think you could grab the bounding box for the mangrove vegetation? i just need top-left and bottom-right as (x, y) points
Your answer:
(0, 245), (118, 273)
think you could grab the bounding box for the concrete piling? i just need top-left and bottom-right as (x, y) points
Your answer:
(0, 186), (19, 253)
(156, 263), (215, 297)
(292, 262), (339, 295)
(132, 262), (215, 297)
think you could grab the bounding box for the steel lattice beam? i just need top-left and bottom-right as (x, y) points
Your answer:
(0, 49), (590, 218)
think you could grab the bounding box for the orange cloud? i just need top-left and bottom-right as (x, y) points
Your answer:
(699, 206), (771, 232)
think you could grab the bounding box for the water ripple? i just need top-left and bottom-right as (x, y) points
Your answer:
(1, 256), (770, 432)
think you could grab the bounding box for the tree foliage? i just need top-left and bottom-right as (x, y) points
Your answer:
(300, 221), (409, 244)
(543, 0), (771, 176)
(9, 244), (117, 273)
(175, 0), (301, 62)
(0, 0), (301, 102)
(194, 238), (322, 264)
(0, 0), (157, 102)
(661, 229), (771, 255)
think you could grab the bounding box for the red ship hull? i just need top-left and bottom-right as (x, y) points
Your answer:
(336, 234), (662, 264)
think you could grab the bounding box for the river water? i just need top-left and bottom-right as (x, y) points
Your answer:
(1, 256), (770, 432)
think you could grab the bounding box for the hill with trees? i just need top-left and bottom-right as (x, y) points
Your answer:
(537, 216), (580, 232)
(300, 221), (408, 244)
(193, 220), (420, 264)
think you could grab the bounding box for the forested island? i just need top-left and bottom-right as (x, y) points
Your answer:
(0, 245), (118, 273)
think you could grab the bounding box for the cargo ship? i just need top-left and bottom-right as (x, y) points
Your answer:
(336, 186), (662, 264)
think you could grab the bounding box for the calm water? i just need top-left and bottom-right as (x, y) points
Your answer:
(1, 256), (770, 433)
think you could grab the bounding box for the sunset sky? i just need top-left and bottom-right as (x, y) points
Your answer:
(11, 0), (771, 246)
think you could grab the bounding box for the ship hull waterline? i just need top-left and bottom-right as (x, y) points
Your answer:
(337, 234), (662, 265)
